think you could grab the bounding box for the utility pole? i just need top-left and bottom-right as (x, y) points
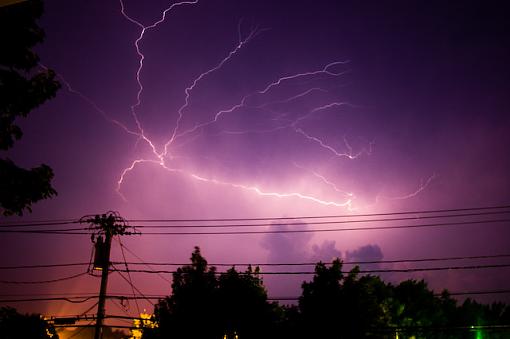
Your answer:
(81, 211), (136, 339)
(95, 230), (112, 339)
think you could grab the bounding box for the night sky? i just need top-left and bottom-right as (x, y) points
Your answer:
(2, 0), (510, 325)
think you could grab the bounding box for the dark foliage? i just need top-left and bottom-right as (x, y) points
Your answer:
(0, 0), (60, 216)
(144, 247), (285, 339)
(0, 158), (56, 215)
(148, 247), (220, 339)
(144, 248), (510, 339)
(0, 307), (58, 339)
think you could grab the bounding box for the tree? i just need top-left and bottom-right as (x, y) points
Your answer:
(0, 307), (58, 339)
(144, 250), (510, 339)
(149, 247), (219, 339)
(217, 265), (281, 339)
(298, 261), (393, 338)
(341, 269), (394, 338)
(392, 280), (440, 335)
(145, 247), (283, 339)
(0, 0), (60, 216)
(298, 259), (345, 338)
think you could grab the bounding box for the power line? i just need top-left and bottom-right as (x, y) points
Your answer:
(49, 323), (510, 332)
(3, 289), (510, 304)
(0, 295), (159, 303)
(0, 220), (79, 228)
(112, 267), (155, 306)
(0, 227), (89, 233)
(51, 305), (100, 339)
(50, 323), (510, 332)
(269, 289), (510, 300)
(118, 241), (172, 284)
(4, 212), (501, 232)
(112, 253), (510, 267)
(0, 271), (89, 284)
(0, 296), (98, 303)
(52, 324), (135, 329)
(2, 204), (509, 228)
(66, 320), (94, 339)
(5, 289), (510, 300)
(126, 218), (510, 235)
(126, 210), (510, 228)
(117, 238), (141, 314)
(124, 204), (510, 222)
(0, 262), (89, 269)
(4, 218), (507, 235)
(47, 314), (154, 322)
(0, 292), (153, 298)
(111, 262), (510, 275)
(3, 253), (510, 270)
(265, 289), (510, 300)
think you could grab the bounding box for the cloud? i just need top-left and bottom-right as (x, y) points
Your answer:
(260, 226), (386, 300)
(344, 244), (384, 273)
(345, 244), (383, 262)
(310, 240), (342, 262)
(260, 221), (312, 262)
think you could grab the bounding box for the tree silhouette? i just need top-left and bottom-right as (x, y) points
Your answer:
(217, 265), (282, 339)
(0, 307), (58, 339)
(145, 247), (282, 339)
(149, 247), (219, 339)
(298, 259), (345, 338)
(341, 269), (394, 338)
(0, 0), (60, 216)
(298, 260), (394, 338)
(144, 249), (510, 339)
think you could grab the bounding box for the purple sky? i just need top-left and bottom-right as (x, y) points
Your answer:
(2, 0), (510, 323)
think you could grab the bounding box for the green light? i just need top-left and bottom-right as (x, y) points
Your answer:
(471, 326), (483, 339)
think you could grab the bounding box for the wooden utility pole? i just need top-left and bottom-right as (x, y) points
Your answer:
(80, 211), (136, 339)
(94, 231), (112, 339)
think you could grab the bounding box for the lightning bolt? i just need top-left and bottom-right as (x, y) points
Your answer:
(45, 2), (434, 211)
(377, 173), (437, 202)
(164, 24), (265, 153)
(119, 0), (199, 140)
(171, 61), (350, 142)
(292, 162), (354, 198)
(38, 63), (140, 138)
(189, 174), (353, 208)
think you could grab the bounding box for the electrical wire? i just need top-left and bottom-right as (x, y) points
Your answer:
(3, 253), (510, 270)
(0, 271), (88, 284)
(52, 324), (135, 329)
(0, 220), (79, 228)
(0, 296), (98, 303)
(126, 210), (510, 228)
(3, 289), (510, 303)
(124, 204), (510, 222)
(118, 241), (172, 284)
(117, 237), (141, 314)
(4, 218), (507, 235)
(0, 262), (90, 269)
(112, 266), (155, 306)
(125, 218), (510, 235)
(110, 297), (133, 318)
(0, 227), (90, 233)
(110, 262), (510, 275)
(111, 253), (510, 267)
(66, 320), (94, 339)
(0, 205), (510, 228)
(50, 323), (510, 332)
